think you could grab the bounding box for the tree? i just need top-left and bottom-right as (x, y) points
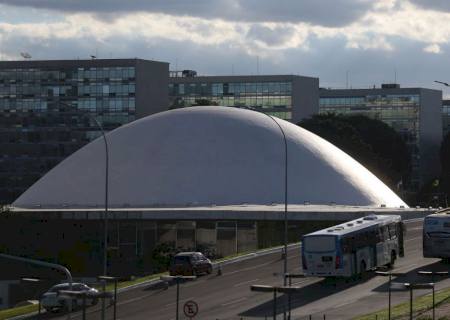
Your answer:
(298, 114), (411, 191)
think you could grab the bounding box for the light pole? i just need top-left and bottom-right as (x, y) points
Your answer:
(418, 271), (449, 320)
(266, 115), (288, 287)
(57, 102), (109, 320)
(57, 102), (109, 276)
(160, 275), (196, 320)
(375, 271), (404, 320)
(404, 282), (435, 320)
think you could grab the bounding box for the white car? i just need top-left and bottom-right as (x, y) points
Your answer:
(41, 283), (100, 313)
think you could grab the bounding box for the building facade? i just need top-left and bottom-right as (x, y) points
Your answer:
(443, 99), (450, 137)
(0, 59), (168, 204)
(169, 73), (319, 123)
(319, 84), (443, 189)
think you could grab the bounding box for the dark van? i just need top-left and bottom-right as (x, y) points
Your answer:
(169, 252), (213, 276)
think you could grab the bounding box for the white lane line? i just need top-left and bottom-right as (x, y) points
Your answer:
(165, 297), (195, 308)
(233, 278), (259, 287)
(221, 297), (248, 307)
(225, 259), (275, 276)
(394, 263), (418, 272)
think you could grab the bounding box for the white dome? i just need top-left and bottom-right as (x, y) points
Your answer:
(13, 106), (407, 209)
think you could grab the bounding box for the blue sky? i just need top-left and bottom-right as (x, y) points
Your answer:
(0, 0), (449, 97)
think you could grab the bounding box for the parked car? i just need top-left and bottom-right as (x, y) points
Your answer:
(41, 282), (101, 313)
(169, 252), (213, 276)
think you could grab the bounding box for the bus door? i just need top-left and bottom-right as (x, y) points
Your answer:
(398, 222), (405, 257)
(376, 226), (388, 265)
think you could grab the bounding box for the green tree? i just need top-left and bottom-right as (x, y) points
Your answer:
(298, 113), (411, 191)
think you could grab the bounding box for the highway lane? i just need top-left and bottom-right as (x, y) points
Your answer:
(45, 219), (443, 320)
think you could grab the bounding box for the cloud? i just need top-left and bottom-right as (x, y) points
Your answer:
(408, 0), (450, 12)
(0, 0), (374, 27)
(423, 43), (442, 53)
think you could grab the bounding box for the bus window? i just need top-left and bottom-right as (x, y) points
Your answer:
(388, 223), (397, 239)
(304, 236), (336, 253)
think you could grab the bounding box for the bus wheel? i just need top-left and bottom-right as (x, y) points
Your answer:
(359, 260), (367, 279)
(389, 251), (397, 268)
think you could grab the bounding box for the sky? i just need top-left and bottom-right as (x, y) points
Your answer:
(0, 0), (449, 97)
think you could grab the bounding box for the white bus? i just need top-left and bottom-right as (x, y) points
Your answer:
(302, 215), (404, 277)
(423, 209), (450, 259)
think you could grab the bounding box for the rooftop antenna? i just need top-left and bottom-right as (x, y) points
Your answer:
(256, 55), (260, 75)
(20, 52), (32, 60)
(394, 68), (397, 83)
(90, 55), (97, 59)
(346, 70), (349, 89)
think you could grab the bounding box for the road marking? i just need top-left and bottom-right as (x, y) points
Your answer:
(221, 297), (248, 306)
(234, 278), (259, 287)
(225, 259), (275, 276)
(394, 263), (418, 273)
(165, 297), (195, 308)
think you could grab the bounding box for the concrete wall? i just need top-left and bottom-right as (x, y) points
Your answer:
(419, 88), (443, 184)
(135, 59), (169, 118)
(292, 76), (319, 123)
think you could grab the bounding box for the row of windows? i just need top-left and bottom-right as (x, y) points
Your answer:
(177, 96), (292, 109)
(340, 223), (400, 253)
(320, 94), (420, 107)
(0, 67), (136, 81)
(170, 81), (293, 96)
(0, 83), (135, 97)
(0, 98), (136, 112)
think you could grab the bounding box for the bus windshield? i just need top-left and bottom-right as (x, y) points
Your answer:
(303, 236), (336, 253)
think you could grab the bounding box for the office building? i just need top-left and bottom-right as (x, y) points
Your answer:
(169, 73), (319, 123)
(319, 84), (443, 189)
(443, 99), (450, 136)
(0, 59), (168, 204)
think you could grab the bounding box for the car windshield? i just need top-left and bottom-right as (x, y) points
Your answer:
(174, 256), (191, 264)
(49, 284), (88, 292)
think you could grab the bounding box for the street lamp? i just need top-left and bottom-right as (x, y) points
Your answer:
(404, 282), (435, 320)
(98, 276), (118, 320)
(160, 275), (196, 320)
(417, 271), (449, 320)
(375, 271), (405, 320)
(57, 101), (110, 277)
(266, 115), (288, 286)
(250, 284), (301, 320)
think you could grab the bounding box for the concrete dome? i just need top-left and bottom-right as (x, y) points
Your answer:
(13, 106), (407, 209)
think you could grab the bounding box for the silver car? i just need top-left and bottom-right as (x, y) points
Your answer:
(41, 283), (99, 312)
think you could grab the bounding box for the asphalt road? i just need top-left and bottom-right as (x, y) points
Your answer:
(42, 218), (450, 320)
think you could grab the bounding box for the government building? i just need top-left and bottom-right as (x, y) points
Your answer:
(0, 59), (168, 204)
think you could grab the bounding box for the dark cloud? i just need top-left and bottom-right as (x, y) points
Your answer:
(408, 0), (450, 12)
(246, 25), (296, 47)
(0, 0), (373, 27)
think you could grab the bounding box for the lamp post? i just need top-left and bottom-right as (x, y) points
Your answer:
(98, 276), (118, 320)
(266, 115), (288, 287)
(418, 271), (449, 320)
(375, 271), (405, 320)
(284, 273), (305, 320)
(404, 282), (435, 320)
(160, 275), (196, 320)
(57, 101), (109, 320)
(57, 102), (109, 276)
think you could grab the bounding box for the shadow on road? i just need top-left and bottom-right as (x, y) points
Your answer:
(372, 260), (450, 293)
(239, 274), (376, 318)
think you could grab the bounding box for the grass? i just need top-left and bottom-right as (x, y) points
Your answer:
(0, 304), (38, 320)
(354, 286), (450, 320)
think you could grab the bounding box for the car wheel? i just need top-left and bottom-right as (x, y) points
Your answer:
(206, 265), (212, 274)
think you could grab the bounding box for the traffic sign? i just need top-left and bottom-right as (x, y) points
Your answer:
(183, 300), (198, 318)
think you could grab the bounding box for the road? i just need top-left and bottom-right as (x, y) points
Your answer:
(43, 218), (450, 320)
